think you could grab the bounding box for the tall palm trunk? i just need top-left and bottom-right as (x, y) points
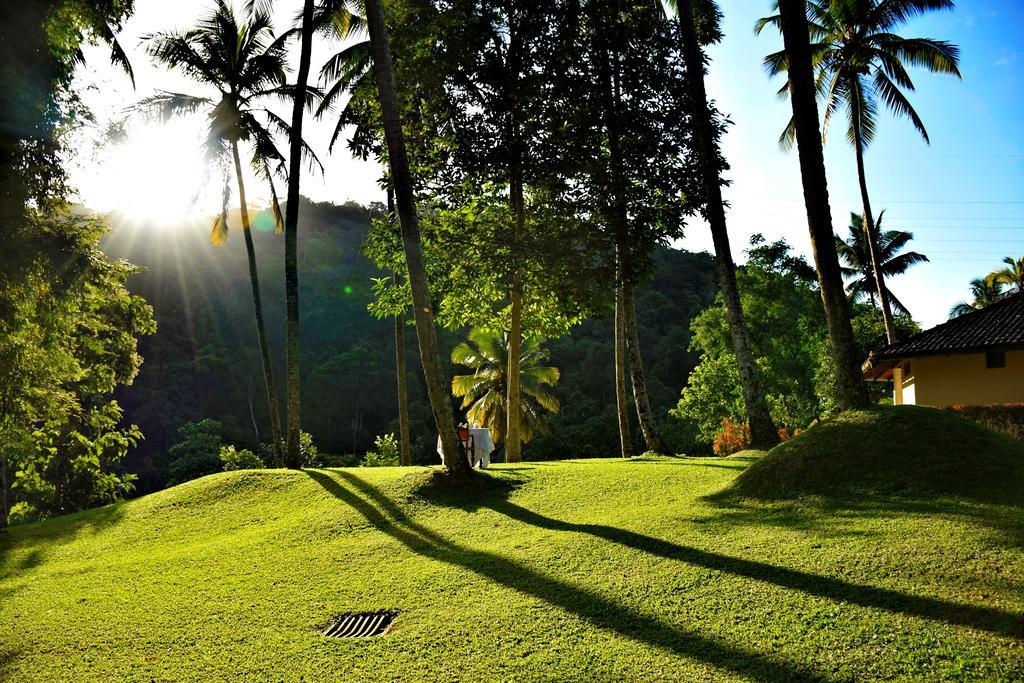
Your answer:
(232, 140), (285, 465)
(364, 0), (468, 474)
(852, 117), (896, 343)
(777, 0), (869, 410)
(622, 281), (667, 453)
(505, 170), (525, 463)
(676, 0), (778, 448)
(614, 266), (634, 458)
(283, 0), (315, 468)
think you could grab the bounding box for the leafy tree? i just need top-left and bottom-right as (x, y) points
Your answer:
(835, 212), (928, 316)
(761, 0), (869, 410)
(993, 257), (1024, 293)
(950, 274), (1004, 318)
(141, 0), (315, 465)
(757, 0), (961, 343)
(674, 237), (824, 443)
(674, 236), (915, 446)
(1, 214), (154, 527)
(167, 419), (225, 486)
(451, 329), (560, 446)
(581, 0), (698, 456)
(0, 0), (136, 305)
(665, 0), (779, 448)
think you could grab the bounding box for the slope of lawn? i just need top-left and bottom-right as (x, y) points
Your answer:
(726, 405), (1024, 503)
(2, 436), (1023, 680)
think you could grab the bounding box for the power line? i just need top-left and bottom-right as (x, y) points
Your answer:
(747, 198), (1024, 205)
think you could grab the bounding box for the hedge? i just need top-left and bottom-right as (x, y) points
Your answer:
(943, 403), (1024, 442)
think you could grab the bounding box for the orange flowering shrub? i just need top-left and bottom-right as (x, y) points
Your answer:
(712, 418), (750, 456)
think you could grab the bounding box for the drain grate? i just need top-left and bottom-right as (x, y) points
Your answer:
(323, 611), (396, 639)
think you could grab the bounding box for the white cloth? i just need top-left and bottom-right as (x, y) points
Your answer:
(436, 427), (496, 468)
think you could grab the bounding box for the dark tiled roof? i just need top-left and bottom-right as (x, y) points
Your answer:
(874, 291), (1024, 360)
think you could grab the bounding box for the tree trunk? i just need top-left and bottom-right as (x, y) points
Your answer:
(232, 141), (284, 465)
(622, 281), (667, 454)
(505, 171), (525, 463)
(853, 122), (896, 343)
(614, 271), (634, 458)
(1, 449), (9, 532)
(395, 312), (411, 466)
(364, 0), (468, 474)
(388, 190), (412, 467)
(597, 7), (650, 457)
(777, 0), (870, 410)
(676, 0), (778, 448)
(283, 0), (316, 468)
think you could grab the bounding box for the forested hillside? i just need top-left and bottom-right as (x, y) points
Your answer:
(103, 199), (716, 492)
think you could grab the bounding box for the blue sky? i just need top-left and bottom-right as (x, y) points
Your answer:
(72, 0), (1023, 329)
(691, 0), (1024, 327)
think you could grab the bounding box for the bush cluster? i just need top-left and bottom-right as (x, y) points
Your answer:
(943, 403), (1024, 442)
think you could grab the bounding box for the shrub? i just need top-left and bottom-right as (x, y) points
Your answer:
(712, 418), (750, 456)
(220, 445), (265, 471)
(943, 403), (1024, 442)
(167, 419), (224, 485)
(257, 431), (322, 467)
(363, 433), (400, 467)
(300, 431), (321, 467)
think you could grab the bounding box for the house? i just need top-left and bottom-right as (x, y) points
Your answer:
(862, 291), (1024, 406)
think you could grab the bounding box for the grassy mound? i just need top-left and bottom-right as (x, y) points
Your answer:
(727, 405), (1024, 502)
(2, 454), (1023, 681)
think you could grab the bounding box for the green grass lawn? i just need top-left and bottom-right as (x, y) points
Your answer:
(2, 417), (1023, 680)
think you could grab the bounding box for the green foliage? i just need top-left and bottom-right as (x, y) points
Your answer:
(167, 419), (225, 486)
(950, 273), (1005, 319)
(220, 445), (265, 471)
(363, 433), (400, 467)
(673, 236), (917, 445)
(1, 212), (153, 525)
(672, 354), (745, 443)
(451, 329), (560, 445)
(299, 431), (321, 468)
(835, 212), (929, 317)
(758, 0), (961, 151)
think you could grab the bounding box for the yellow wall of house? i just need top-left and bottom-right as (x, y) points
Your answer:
(892, 351), (1024, 406)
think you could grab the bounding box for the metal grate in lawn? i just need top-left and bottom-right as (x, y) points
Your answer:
(322, 611), (396, 639)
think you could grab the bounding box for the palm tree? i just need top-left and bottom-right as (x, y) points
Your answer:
(142, 0), (318, 465)
(451, 330), (560, 446)
(283, 0), (317, 468)
(835, 211), (928, 315)
(361, 0), (468, 474)
(993, 257), (1024, 293)
(771, 0), (869, 410)
(950, 274), (1004, 318)
(664, 0), (779, 448)
(757, 0), (961, 344)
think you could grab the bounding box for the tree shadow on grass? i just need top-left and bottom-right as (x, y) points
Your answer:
(697, 494), (1024, 549)
(306, 469), (828, 683)
(0, 503), (127, 584)
(483, 498), (1024, 641)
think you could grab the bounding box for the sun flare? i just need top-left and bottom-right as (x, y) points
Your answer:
(76, 118), (218, 225)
